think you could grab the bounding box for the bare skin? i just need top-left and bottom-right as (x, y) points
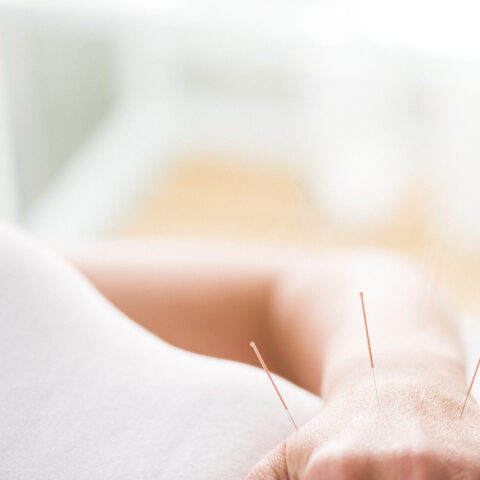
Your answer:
(70, 241), (480, 479)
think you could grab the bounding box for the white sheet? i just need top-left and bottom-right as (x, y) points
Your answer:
(0, 225), (320, 479)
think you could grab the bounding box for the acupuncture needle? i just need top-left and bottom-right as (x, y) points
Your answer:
(359, 292), (380, 407)
(460, 357), (480, 419)
(249, 341), (299, 432)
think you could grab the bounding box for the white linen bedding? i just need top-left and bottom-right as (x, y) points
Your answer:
(0, 225), (320, 480)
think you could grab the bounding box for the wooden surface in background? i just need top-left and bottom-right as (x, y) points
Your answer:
(119, 157), (480, 318)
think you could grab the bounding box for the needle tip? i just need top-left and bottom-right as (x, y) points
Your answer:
(249, 341), (298, 433)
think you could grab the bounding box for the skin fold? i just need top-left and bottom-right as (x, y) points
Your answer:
(71, 242), (480, 479)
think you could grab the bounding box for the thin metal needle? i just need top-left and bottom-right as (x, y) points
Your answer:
(360, 292), (380, 407)
(371, 367), (380, 407)
(460, 358), (480, 419)
(249, 341), (299, 432)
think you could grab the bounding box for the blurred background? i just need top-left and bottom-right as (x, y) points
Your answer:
(0, 0), (479, 318)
